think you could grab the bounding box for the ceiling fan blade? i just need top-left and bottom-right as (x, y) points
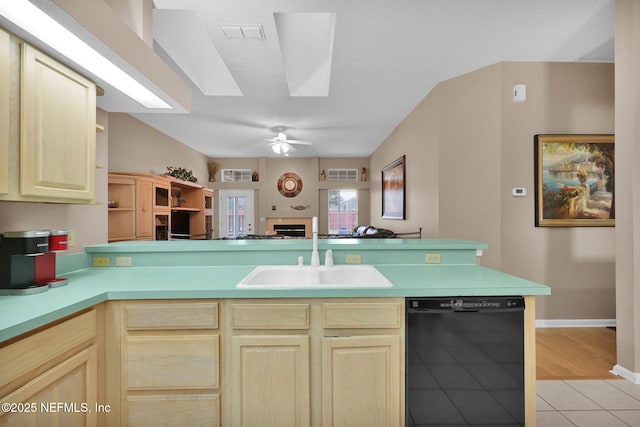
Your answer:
(286, 140), (312, 145)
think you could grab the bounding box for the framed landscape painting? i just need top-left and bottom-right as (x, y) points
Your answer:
(382, 155), (405, 219)
(534, 134), (614, 227)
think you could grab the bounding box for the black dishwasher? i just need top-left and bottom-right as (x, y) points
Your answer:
(406, 297), (525, 426)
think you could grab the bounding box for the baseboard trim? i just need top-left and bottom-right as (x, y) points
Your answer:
(535, 319), (616, 328)
(610, 364), (640, 384)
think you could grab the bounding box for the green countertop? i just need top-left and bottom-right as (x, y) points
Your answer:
(0, 263), (549, 342)
(0, 239), (550, 342)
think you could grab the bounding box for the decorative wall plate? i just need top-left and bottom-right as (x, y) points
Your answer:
(277, 172), (303, 197)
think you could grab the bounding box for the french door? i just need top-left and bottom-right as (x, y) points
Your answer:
(218, 190), (254, 238)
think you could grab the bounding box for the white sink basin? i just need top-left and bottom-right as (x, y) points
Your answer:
(237, 265), (393, 289)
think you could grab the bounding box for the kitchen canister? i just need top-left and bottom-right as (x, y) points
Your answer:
(48, 230), (69, 251)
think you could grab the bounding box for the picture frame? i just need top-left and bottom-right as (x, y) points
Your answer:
(382, 155), (406, 219)
(534, 134), (614, 227)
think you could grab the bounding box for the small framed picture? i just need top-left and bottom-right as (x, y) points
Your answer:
(382, 155), (406, 220)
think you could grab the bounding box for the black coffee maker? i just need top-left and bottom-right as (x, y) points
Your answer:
(0, 231), (50, 295)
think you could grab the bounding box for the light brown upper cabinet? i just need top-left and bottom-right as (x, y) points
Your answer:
(0, 29), (97, 204)
(0, 28), (10, 196)
(19, 43), (96, 202)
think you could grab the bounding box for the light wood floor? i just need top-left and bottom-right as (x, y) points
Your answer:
(536, 327), (618, 380)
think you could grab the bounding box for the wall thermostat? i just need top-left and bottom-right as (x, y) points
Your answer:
(512, 187), (527, 197)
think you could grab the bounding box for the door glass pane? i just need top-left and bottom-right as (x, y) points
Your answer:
(226, 196), (247, 238)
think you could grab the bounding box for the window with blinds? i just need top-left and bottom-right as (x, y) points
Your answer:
(327, 168), (358, 182)
(221, 169), (252, 182)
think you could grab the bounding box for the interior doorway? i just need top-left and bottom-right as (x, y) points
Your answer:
(218, 190), (254, 239)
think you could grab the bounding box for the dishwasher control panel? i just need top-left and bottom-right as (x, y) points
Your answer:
(407, 296), (525, 313)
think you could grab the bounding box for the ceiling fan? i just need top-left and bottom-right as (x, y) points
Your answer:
(265, 132), (312, 155)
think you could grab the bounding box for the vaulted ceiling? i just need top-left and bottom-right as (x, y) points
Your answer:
(51, 1), (623, 158)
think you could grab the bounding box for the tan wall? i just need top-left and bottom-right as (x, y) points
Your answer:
(614, 0), (640, 376)
(500, 62), (615, 320)
(371, 62), (615, 320)
(0, 109), (109, 252)
(437, 65), (503, 268)
(369, 89), (440, 238)
(108, 113), (209, 184)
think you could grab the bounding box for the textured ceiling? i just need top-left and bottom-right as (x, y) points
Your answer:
(132, 0), (614, 158)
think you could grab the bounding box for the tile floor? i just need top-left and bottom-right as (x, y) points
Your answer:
(537, 380), (640, 426)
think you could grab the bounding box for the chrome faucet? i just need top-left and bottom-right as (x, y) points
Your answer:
(311, 216), (320, 267)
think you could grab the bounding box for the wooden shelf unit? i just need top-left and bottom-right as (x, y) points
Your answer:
(108, 174), (136, 242)
(108, 173), (214, 241)
(170, 179), (208, 239)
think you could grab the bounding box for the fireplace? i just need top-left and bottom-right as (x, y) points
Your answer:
(273, 224), (306, 237)
(266, 218), (312, 238)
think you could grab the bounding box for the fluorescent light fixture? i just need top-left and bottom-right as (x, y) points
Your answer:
(0, 0), (172, 109)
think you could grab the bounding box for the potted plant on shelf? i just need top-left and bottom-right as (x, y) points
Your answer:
(164, 166), (197, 182)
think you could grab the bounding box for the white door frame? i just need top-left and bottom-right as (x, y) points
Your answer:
(218, 189), (254, 238)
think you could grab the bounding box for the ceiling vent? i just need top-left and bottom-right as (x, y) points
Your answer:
(221, 25), (265, 40)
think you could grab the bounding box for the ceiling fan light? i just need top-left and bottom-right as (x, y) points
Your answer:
(271, 143), (282, 154)
(281, 143), (290, 153)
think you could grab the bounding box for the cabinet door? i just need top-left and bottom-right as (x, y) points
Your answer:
(0, 346), (98, 427)
(0, 28), (8, 196)
(153, 181), (170, 209)
(20, 43), (96, 201)
(322, 335), (401, 427)
(136, 179), (153, 239)
(230, 335), (310, 427)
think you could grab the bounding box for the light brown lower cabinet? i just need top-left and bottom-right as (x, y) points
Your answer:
(0, 346), (98, 427)
(230, 335), (311, 427)
(0, 309), (100, 427)
(322, 335), (401, 427)
(226, 298), (405, 427)
(105, 300), (221, 427)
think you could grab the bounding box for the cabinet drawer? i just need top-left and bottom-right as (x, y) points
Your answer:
(127, 394), (220, 427)
(231, 303), (310, 329)
(0, 310), (96, 387)
(125, 335), (219, 389)
(125, 302), (218, 330)
(322, 302), (402, 329)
